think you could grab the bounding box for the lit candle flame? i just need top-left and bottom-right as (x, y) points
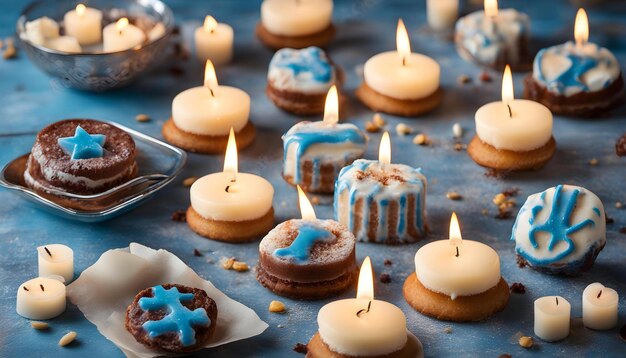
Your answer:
(204, 15), (218, 33)
(484, 0), (498, 18)
(223, 128), (237, 181)
(116, 18), (129, 33)
(76, 4), (86, 17)
(396, 19), (411, 65)
(574, 8), (589, 49)
(449, 212), (463, 248)
(379, 131), (391, 165)
(356, 256), (374, 300)
(323, 85), (339, 125)
(297, 185), (316, 220)
(501, 64), (514, 105)
(204, 60), (219, 95)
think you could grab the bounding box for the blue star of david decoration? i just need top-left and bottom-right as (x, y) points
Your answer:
(57, 126), (106, 160)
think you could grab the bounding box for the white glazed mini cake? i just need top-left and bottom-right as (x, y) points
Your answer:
(282, 121), (367, 194)
(455, 9), (530, 70)
(334, 159), (427, 244)
(512, 185), (606, 275)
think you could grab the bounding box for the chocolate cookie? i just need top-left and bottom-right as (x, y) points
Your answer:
(125, 284), (217, 353)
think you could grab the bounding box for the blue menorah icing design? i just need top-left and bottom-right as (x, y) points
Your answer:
(57, 126), (106, 160)
(513, 185), (596, 265)
(270, 47), (333, 84)
(273, 223), (333, 263)
(535, 48), (599, 95)
(138, 285), (210, 347)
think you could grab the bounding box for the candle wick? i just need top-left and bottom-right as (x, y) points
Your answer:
(44, 246), (52, 257)
(209, 88), (215, 97)
(40, 284), (45, 292)
(455, 246), (459, 257)
(402, 56), (407, 66)
(507, 104), (512, 118)
(356, 300), (372, 317)
(597, 290), (602, 299)
(555, 297), (559, 306)
(23, 286), (29, 292)
(225, 178), (236, 193)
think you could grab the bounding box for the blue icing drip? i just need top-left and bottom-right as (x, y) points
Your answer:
(57, 126), (106, 160)
(273, 223), (333, 263)
(271, 47), (332, 83)
(536, 49), (598, 94)
(398, 195), (407, 235)
(138, 285), (210, 347)
(592, 207), (600, 217)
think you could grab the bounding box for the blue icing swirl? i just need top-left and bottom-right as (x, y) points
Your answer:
(273, 223), (333, 263)
(57, 126), (106, 160)
(270, 47), (333, 84)
(535, 48), (598, 94)
(138, 285), (210, 347)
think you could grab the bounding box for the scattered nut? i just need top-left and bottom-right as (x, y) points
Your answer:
(481, 208), (489, 216)
(30, 321), (49, 330)
(379, 273), (391, 284)
(457, 74), (471, 85)
(518, 336), (534, 348)
(293, 343), (308, 354)
(453, 143), (466, 151)
(589, 158), (599, 166)
(222, 257), (235, 270)
(452, 123), (463, 138)
(183, 176), (198, 187)
(510, 282), (526, 294)
(373, 113), (386, 127)
(395, 123), (412, 136)
(3, 45), (16, 60)
(311, 196), (320, 205)
(498, 354), (512, 358)
(365, 122), (380, 133)
(446, 191), (462, 201)
(443, 327), (453, 334)
(269, 300), (286, 313)
(135, 114), (150, 122)
(493, 193), (507, 206)
(59, 331), (77, 347)
(616, 202), (623, 209)
(193, 248), (203, 257)
(232, 261), (249, 272)
(412, 133), (428, 146)
(384, 259), (393, 266)
(171, 210), (186, 222)
(479, 71), (492, 82)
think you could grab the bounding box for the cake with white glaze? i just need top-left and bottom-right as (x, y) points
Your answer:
(512, 185), (606, 275)
(334, 159), (427, 244)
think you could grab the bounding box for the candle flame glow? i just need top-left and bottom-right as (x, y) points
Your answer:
(223, 128), (238, 181)
(449, 212), (463, 248)
(501, 64), (514, 105)
(379, 131), (391, 165)
(76, 4), (86, 17)
(204, 60), (219, 94)
(297, 185), (316, 220)
(204, 15), (218, 33)
(396, 19), (411, 65)
(574, 8), (589, 49)
(116, 18), (129, 32)
(356, 256), (374, 300)
(323, 85), (339, 125)
(484, 0), (498, 18)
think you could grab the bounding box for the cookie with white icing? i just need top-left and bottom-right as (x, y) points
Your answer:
(282, 121), (367, 194)
(455, 9), (530, 70)
(512, 185), (606, 275)
(334, 159), (427, 244)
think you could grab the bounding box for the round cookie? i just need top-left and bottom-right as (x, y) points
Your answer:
(467, 135), (556, 172)
(257, 219), (358, 299)
(186, 206), (275, 243)
(256, 23), (335, 51)
(162, 119), (255, 154)
(125, 284), (217, 353)
(355, 82), (443, 118)
(307, 331), (424, 358)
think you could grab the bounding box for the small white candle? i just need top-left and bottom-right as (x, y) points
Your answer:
(427, 0), (458, 30)
(534, 296), (571, 341)
(194, 16), (234, 66)
(38, 244), (74, 283)
(363, 19), (440, 100)
(190, 129), (274, 222)
(261, 0), (333, 36)
(172, 60), (250, 136)
(16, 277), (66, 320)
(45, 36), (82, 53)
(475, 65), (553, 151)
(102, 18), (146, 52)
(63, 4), (102, 45)
(583, 282), (618, 330)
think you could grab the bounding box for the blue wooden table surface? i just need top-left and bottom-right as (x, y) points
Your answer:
(1, 0), (625, 357)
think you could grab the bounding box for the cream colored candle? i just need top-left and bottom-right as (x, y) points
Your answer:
(16, 277), (66, 320)
(534, 296), (571, 341)
(63, 4), (102, 45)
(194, 16), (234, 66)
(582, 282), (618, 330)
(38, 244), (74, 283)
(363, 19), (440, 99)
(172, 60), (250, 136)
(261, 0), (333, 36)
(427, 0), (458, 30)
(190, 129), (274, 222)
(102, 18), (146, 52)
(45, 36), (81, 53)
(414, 213), (501, 299)
(475, 65), (553, 152)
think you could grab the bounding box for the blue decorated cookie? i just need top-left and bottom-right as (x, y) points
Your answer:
(125, 284), (217, 353)
(282, 121), (367, 194)
(334, 159), (427, 244)
(512, 185), (606, 275)
(257, 219), (358, 299)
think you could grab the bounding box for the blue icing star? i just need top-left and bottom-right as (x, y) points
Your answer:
(270, 47), (333, 83)
(274, 223), (333, 264)
(138, 285), (210, 347)
(57, 126), (106, 160)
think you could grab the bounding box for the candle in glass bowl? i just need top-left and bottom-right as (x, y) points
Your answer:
(103, 18), (146, 52)
(63, 4), (102, 45)
(534, 296), (571, 341)
(582, 282), (618, 330)
(194, 15), (234, 66)
(38, 244), (74, 283)
(427, 0), (458, 31)
(16, 277), (66, 320)
(261, 0), (333, 37)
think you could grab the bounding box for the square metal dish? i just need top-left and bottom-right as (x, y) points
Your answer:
(0, 121), (186, 222)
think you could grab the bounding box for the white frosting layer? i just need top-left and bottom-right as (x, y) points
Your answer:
(23, 17), (60, 46)
(455, 9), (529, 66)
(532, 41), (621, 96)
(268, 47), (335, 94)
(261, 0), (333, 37)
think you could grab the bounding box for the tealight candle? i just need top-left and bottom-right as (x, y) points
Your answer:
(103, 18), (146, 52)
(37, 244), (74, 283)
(582, 282), (618, 330)
(427, 0), (458, 31)
(63, 4), (102, 45)
(261, 0), (333, 37)
(534, 296), (571, 341)
(16, 277), (66, 320)
(194, 15), (234, 66)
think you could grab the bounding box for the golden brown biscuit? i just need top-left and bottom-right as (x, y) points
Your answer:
(256, 23), (335, 51)
(467, 135), (556, 172)
(356, 83), (443, 117)
(256, 265), (357, 300)
(162, 119), (255, 154)
(306, 332), (423, 358)
(186, 206), (275, 243)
